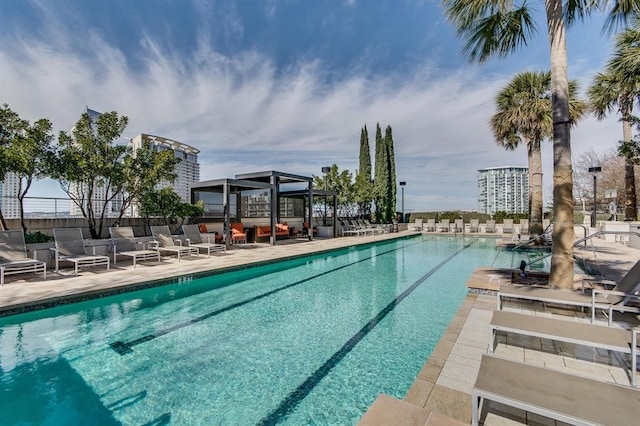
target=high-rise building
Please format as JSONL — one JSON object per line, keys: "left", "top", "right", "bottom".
{"left": 0, "top": 173, "right": 21, "bottom": 219}
{"left": 477, "top": 166, "right": 529, "bottom": 215}
{"left": 130, "top": 134, "right": 200, "bottom": 203}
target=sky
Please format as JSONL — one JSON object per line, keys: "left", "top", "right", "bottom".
{"left": 0, "top": 0, "right": 625, "bottom": 212}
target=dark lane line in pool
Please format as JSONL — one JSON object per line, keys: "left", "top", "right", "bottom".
{"left": 109, "top": 240, "right": 425, "bottom": 355}
{"left": 257, "top": 240, "right": 476, "bottom": 426}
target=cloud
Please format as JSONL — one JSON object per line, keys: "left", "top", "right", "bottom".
{"left": 0, "top": 12, "right": 620, "bottom": 211}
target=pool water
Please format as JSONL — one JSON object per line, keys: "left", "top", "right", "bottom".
{"left": 1, "top": 236, "right": 514, "bottom": 425}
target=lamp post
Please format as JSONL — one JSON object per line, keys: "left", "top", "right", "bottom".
{"left": 588, "top": 165, "right": 602, "bottom": 228}
{"left": 321, "top": 166, "right": 330, "bottom": 226}
{"left": 399, "top": 181, "right": 406, "bottom": 222}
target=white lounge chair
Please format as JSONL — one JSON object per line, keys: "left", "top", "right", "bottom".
{"left": 182, "top": 224, "right": 226, "bottom": 257}
{"left": 485, "top": 220, "right": 496, "bottom": 233}
{"left": 469, "top": 219, "right": 479, "bottom": 233}
{"left": 52, "top": 228, "right": 110, "bottom": 275}
{"left": 437, "top": 219, "right": 450, "bottom": 232}
{"left": 453, "top": 219, "right": 464, "bottom": 233}
{"left": 489, "top": 310, "right": 638, "bottom": 386}
{"left": 502, "top": 219, "right": 514, "bottom": 234}
{"left": 498, "top": 258, "right": 640, "bottom": 325}
{"left": 472, "top": 354, "right": 640, "bottom": 426}
{"left": 423, "top": 218, "right": 436, "bottom": 232}
{"left": 0, "top": 229, "right": 47, "bottom": 285}
{"left": 109, "top": 226, "right": 161, "bottom": 268}
{"left": 519, "top": 219, "right": 529, "bottom": 234}
{"left": 149, "top": 225, "right": 198, "bottom": 262}
{"left": 410, "top": 218, "right": 423, "bottom": 231}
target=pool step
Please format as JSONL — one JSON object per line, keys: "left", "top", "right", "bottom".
{"left": 358, "top": 393, "right": 466, "bottom": 425}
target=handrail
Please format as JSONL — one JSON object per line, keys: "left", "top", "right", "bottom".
{"left": 517, "top": 230, "right": 640, "bottom": 271}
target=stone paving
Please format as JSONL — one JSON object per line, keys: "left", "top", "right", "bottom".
{"left": 1, "top": 229, "right": 638, "bottom": 425}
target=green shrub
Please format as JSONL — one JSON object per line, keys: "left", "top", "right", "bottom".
{"left": 25, "top": 231, "right": 53, "bottom": 244}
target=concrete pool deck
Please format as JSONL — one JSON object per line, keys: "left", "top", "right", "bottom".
{"left": 0, "top": 230, "right": 638, "bottom": 425}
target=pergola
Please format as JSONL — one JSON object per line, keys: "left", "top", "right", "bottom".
{"left": 191, "top": 171, "right": 337, "bottom": 247}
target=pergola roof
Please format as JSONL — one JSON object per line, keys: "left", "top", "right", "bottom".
{"left": 234, "top": 170, "right": 312, "bottom": 185}
{"left": 191, "top": 178, "right": 272, "bottom": 192}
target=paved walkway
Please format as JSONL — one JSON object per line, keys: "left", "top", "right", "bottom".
{"left": 1, "top": 229, "right": 638, "bottom": 425}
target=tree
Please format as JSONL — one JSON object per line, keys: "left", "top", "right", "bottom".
{"left": 49, "top": 111, "right": 129, "bottom": 239}
{"left": 139, "top": 187, "right": 204, "bottom": 232}
{"left": 0, "top": 104, "right": 55, "bottom": 232}
{"left": 384, "top": 125, "right": 397, "bottom": 221}
{"left": 115, "top": 140, "right": 181, "bottom": 225}
{"left": 442, "top": 0, "right": 640, "bottom": 289}
{"left": 312, "top": 164, "right": 355, "bottom": 221}
{"left": 589, "top": 25, "right": 640, "bottom": 221}
{"left": 373, "top": 123, "right": 389, "bottom": 222}
{"left": 491, "top": 71, "right": 587, "bottom": 237}
{"left": 357, "top": 125, "right": 373, "bottom": 217}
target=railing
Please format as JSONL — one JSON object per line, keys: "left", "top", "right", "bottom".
{"left": 1, "top": 196, "right": 137, "bottom": 219}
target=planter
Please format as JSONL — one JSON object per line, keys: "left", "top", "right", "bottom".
{"left": 317, "top": 226, "right": 334, "bottom": 238}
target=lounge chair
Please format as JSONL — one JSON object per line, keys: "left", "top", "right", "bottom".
{"left": 519, "top": 219, "right": 529, "bottom": 234}
{"left": 363, "top": 219, "right": 384, "bottom": 234}
{"left": 52, "top": 228, "right": 110, "bottom": 275}
{"left": 469, "top": 219, "right": 479, "bottom": 233}
{"left": 472, "top": 354, "right": 640, "bottom": 426}
{"left": 502, "top": 218, "right": 514, "bottom": 234}
{"left": 410, "top": 218, "right": 423, "bottom": 231}
{"left": 109, "top": 227, "right": 160, "bottom": 268}
{"left": 423, "top": 218, "right": 436, "bottom": 232}
{"left": 149, "top": 225, "right": 198, "bottom": 261}
{"left": 231, "top": 222, "right": 248, "bottom": 244}
{"left": 182, "top": 224, "right": 226, "bottom": 257}
{"left": 453, "top": 219, "right": 464, "bottom": 233}
{"left": 489, "top": 310, "right": 638, "bottom": 386}
{"left": 485, "top": 220, "right": 496, "bottom": 233}
{"left": 498, "top": 258, "right": 640, "bottom": 324}
{"left": 0, "top": 229, "right": 47, "bottom": 285}
{"left": 437, "top": 218, "right": 450, "bottom": 232}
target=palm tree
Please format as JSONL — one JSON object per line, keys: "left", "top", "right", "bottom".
{"left": 442, "top": 0, "right": 640, "bottom": 289}
{"left": 491, "top": 71, "right": 588, "bottom": 238}
{"left": 589, "top": 25, "right": 640, "bottom": 221}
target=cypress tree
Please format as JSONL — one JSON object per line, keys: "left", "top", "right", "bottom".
{"left": 357, "top": 125, "right": 372, "bottom": 217}
{"left": 373, "top": 123, "right": 388, "bottom": 222}
{"left": 385, "top": 125, "right": 397, "bottom": 222}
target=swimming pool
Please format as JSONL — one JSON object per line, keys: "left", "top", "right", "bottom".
{"left": 0, "top": 235, "right": 513, "bottom": 425}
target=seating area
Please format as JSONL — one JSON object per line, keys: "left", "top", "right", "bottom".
{"left": 52, "top": 227, "right": 110, "bottom": 275}
{"left": 255, "top": 224, "right": 289, "bottom": 242}
{"left": 149, "top": 225, "right": 199, "bottom": 261}
{"left": 110, "top": 226, "right": 161, "bottom": 268}
{"left": 0, "top": 229, "right": 47, "bottom": 285}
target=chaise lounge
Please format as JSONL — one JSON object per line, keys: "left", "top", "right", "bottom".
{"left": 182, "top": 224, "right": 226, "bottom": 257}
{"left": 149, "top": 225, "right": 199, "bottom": 261}
{"left": 472, "top": 354, "right": 640, "bottom": 426}
{"left": 110, "top": 226, "right": 161, "bottom": 268}
{"left": 0, "top": 229, "right": 47, "bottom": 285}
{"left": 52, "top": 228, "right": 110, "bottom": 275}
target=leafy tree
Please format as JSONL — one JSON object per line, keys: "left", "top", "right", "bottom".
{"left": 115, "top": 140, "right": 180, "bottom": 225}
{"left": 589, "top": 25, "right": 640, "bottom": 221}
{"left": 139, "top": 187, "right": 204, "bottom": 232}
{"left": 0, "top": 104, "right": 55, "bottom": 232}
{"left": 384, "top": 125, "right": 397, "bottom": 222}
{"left": 49, "top": 111, "right": 129, "bottom": 239}
{"left": 441, "top": 0, "right": 640, "bottom": 288}
{"left": 373, "top": 123, "right": 389, "bottom": 222}
{"left": 312, "top": 164, "right": 355, "bottom": 222}
{"left": 491, "top": 71, "right": 587, "bottom": 237}
{"left": 357, "top": 125, "right": 373, "bottom": 217}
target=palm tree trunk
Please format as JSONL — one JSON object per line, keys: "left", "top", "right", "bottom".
{"left": 622, "top": 119, "right": 637, "bottom": 220}
{"left": 529, "top": 141, "right": 544, "bottom": 236}
{"left": 547, "top": 0, "right": 574, "bottom": 289}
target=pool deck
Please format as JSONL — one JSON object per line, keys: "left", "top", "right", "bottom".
{"left": 1, "top": 230, "right": 638, "bottom": 425}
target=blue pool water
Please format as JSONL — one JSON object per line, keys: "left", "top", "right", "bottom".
{"left": 0, "top": 236, "right": 515, "bottom": 425}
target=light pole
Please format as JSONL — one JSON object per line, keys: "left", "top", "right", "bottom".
{"left": 399, "top": 181, "right": 406, "bottom": 222}
{"left": 322, "top": 166, "right": 330, "bottom": 226}
{"left": 588, "top": 165, "right": 601, "bottom": 228}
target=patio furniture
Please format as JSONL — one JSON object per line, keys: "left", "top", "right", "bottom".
{"left": 423, "top": 218, "right": 436, "bottom": 232}
{"left": 109, "top": 227, "right": 161, "bottom": 268}
{"left": 410, "top": 218, "right": 423, "bottom": 231}
{"left": 437, "top": 219, "right": 450, "bottom": 232}
{"left": 149, "top": 225, "right": 198, "bottom": 261}
{"left": 52, "top": 228, "right": 110, "bottom": 275}
{"left": 485, "top": 220, "right": 496, "bottom": 233}
{"left": 472, "top": 354, "right": 640, "bottom": 426}
{"left": 231, "top": 223, "right": 248, "bottom": 244}
{"left": 519, "top": 219, "right": 529, "bottom": 234}
{"left": 453, "top": 219, "right": 464, "bottom": 233}
{"left": 489, "top": 310, "right": 638, "bottom": 386}
{"left": 182, "top": 224, "right": 226, "bottom": 257}
{"left": 502, "top": 219, "right": 514, "bottom": 234}
{"left": 0, "top": 229, "right": 47, "bottom": 285}
{"left": 469, "top": 219, "right": 480, "bottom": 233}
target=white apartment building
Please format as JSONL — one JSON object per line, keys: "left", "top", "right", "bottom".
{"left": 131, "top": 134, "right": 200, "bottom": 203}
{"left": 0, "top": 173, "right": 21, "bottom": 219}
{"left": 477, "top": 166, "right": 529, "bottom": 215}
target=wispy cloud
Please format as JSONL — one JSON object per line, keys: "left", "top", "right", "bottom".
{"left": 0, "top": 7, "right": 620, "bottom": 210}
